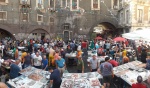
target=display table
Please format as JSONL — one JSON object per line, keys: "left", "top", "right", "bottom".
{"left": 61, "top": 72, "right": 103, "bottom": 88}
{"left": 7, "top": 66, "right": 50, "bottom": 88}
{"left": 65, "top": 53, "right": 77, "bottom": 58}
{"left": 113, "top": 61, "right": 150, "bottom": 86}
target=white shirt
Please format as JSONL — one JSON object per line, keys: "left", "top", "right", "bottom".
{"left": 18, "top": 62, "right": 22, "bottom": 70}
{"left": 77, "top": 45, "right": 81, "bottom": 51}
{"left": 44, "top": 43, "right": 48, "bottom": 48}
{"left": 33, "top": 55, "right": 42, "bottom": 66}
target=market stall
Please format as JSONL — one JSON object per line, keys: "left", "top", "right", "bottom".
{"left": 61, "top": 72, "right": 103, "bottom": 88}
{"left": 7, "top": 66, "right": 50, "bottom": 88}
{"left": 113, "top": 61, "right": 149, "bottom": 86}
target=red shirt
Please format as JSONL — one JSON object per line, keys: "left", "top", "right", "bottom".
{"left": 132, "top": 83, "right": 146, "bottom": 88}
{"left": 81, "top": 42, "right": 87, "bottom": 48}
{"left": 109, "top": 60, "right": 118, "bottom": 67}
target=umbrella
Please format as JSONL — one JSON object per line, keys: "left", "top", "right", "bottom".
{"left": 113, "top": 37, "right": 126, "bottom": 42}
{"left": 95, "top": 36, "right": 103, "bottom": 40}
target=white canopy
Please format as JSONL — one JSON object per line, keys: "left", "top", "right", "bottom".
{"left": 122, "top": 29, "right": 150, "bottom": 41}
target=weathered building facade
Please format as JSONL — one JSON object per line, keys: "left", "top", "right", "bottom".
{"left": 0, "top": 0, "right": 121, "bottom": 40}
{"left": 118, "top": 0, "right": 150, "bottom": 32}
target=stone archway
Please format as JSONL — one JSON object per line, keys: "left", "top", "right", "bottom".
{"left": 89, "top": 22, "right": 117, "bottom": 39}
{"left": 0, "top": 28, "right": 16, "bottom": 40}
{"left": 28, "top": 28, "right": 50, "bottom": 40}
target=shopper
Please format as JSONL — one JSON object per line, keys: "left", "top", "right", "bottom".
{"left": 55, "top": 56, "right": 66, "bottom": 76}
{"left": 33, "top": 52, "right": 42, "bottom": 69}
{"left": 89, "top": 55, "right": 98, "bottom": 72}
{"left": 97, "top": 57, "right": 114, "bottom": 88}
{"left": 48, "top": 67, "right": 62, "bottom": 88}
{"left": 10, "top": 59, "right": 21, "bottom": 79}
{"left": 42, "top": 55, "right": 48, "bottom": 71}
{"left": 23, "top": 52, "right": 32, "bottom": 68}
{"left": 77, "top": 56, "right": 84, "bottom": 73}
{"left": 132, "top": 76, "right": 146, "bottom": 88}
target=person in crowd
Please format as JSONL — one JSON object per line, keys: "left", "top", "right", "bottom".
{"left": 108, "top": 59, "right": 119, "bottom": 67}
{"left": 10, "top": 59, "right": 21, "bottom": 79}
{"left": 31, "top": 51, "right": 35, "bottom": 59}
{"left": 55, "top": 56, "right": 66, "bottom": 77}
{"left": 48, "top": 67, "right": 62, "bottom": 88}
{"left": 49, "top": 47, "right": 55, "bottom": 66}
{"left": 23, "top": 52, "right": 32, "bottom": 68}
{"left": 106, "top": 41, "right": 111, "bottom": 51}
{"left": 54, "top": 50, "right": 59, "bottom": 61}
{"left": 81, "top": 40, "right": 87, "bottom": 57}
{"left": 42, "top": 55, "right": 48, "bottom": 71}
{"left": 0, "top": 82, "right": 8, "bottom": 88}
{"left": 97, "top": 46, "right": 104, "bottom": 56}
{"left": 14, "top": 48, "right": 19, "bottom": 60}
{"left": 89, "top": 55, "right": 98, "bottom": 72}
{"left": 145, "top": 53, "right": 150, "bottom": 70}
{"left": 77, "top": 56, "right": 84, "bottom": 73}
{"left": 33, "top": 52, "right": 42, "bottom": 69}
{"left": 60, "top": 49, "right": 65, "bottom": 60}
{"left": 95, "top": 42, "right": 99, "bottom": 50}
{"left": 97, "top": 57, "right": 114, "bottom": 88}
{"left": 141, "top": 49, "right": 147, "bottom": 63}
{"left": 147, "top": 75, "right": 150, "bottom": 88}
{"left": 21, "top": 51, "right": 27, "bottom": 63}
{"left": 123, "top": 55, "right": 129, "bottom": 64}
{"left": 66, "top": 45, "right": 74, "bottom": 65}
{"left": 132, "top": 76, "right": 146, "bottom": 88}
{"left": 115, "top": 50, "right": 120, "bottom": 62}
{"left": 122, "top": 49, "right": 127, "bottom": 57}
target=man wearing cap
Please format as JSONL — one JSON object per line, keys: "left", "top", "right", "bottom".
{"left": 89, "top": 55, "right": 98, "bottom": 72}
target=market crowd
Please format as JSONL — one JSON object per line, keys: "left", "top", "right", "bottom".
{"left": 0, "top": 37, "right": 150, "bottom": 88}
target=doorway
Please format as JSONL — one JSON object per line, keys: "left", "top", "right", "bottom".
{"left": 64, "top": 31, "right": 69, "bottom": 42}
{"left": 41, "top": 33, "right": 45, "bottom": 40}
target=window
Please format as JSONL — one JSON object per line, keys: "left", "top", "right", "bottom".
{"left": 20, "top": 0, "right": 30, "bottom": 5}
{"left": 37, "top": 14, "right": 43, "bottom": 22}
{"left": 37, "top": 0, "right": 43, "bottom": 8}
{"left": 50, "top": 0, "right": 55, "bottom": 8}
{"left": 32, "top": 33, "right": 37, "bottom": 35}
{"left": 138, "top": 9, "right": 143, "bottom": 23}
{"left": 0, "top": 11, "right": 7, "bottom": 20}
{"left": 126, "top": 10, "right": 129, "bottom": 24}
{"left": 112, "top": 0, "right": 118, "bottom": 9}
{"left": 61, "top": 0, "right": 67, "bottom": 7}
{"left": 91, "top": 0, "right": 100, "bottom": 10}
{"left": 50, "top": 17, "right": 54, "bottom": 23}
{"left": 70, "top": 0, "right": 79, "bottom": 11}
{"left": 64, "top": 24, "right": 69, "bottom": 29}
{"left": 22, "top": 13, "right": 29, "bottom": 21}
{"left": 0, "top": 0, "right": 8, "bottom": 4}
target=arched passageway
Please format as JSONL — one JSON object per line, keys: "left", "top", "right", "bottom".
{"left": 28, "top": 29, "right": 50, "bottom": 40}
{"left": 0, "top": 28, "right": 15, "bottom": 40}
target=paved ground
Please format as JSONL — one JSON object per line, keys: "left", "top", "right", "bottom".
{"left": 66, "top": 56, "right": 90, "bottom": 73}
